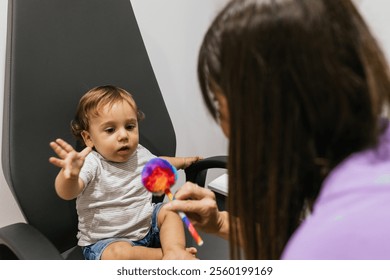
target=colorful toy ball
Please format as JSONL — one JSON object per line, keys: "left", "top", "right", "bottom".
{"left": 141, "top": 157, "right": 204, "bottom": 246}
{"left": 141, "top": 158, "right": 178, "bottom": 195}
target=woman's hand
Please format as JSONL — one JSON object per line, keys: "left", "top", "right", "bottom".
{"left": 166, "top": 182, "right": 229, "bottom": 240}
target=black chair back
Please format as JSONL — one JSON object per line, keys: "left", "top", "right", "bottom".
{"left": 2, "top": 0, "right": 175, "bottom": 257}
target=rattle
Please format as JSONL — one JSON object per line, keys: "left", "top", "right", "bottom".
{"left": 141, "top": 157, "right": 203, "bottom": 246}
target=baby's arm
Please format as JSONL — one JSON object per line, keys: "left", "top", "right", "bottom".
{"left": 160, "top": 156, "right": 202, "bottom": 170}
{"left": 49, "top": 138, "right": 92, "bottom": 200}
{"left": 54, "top": 169, "right": 85, "bottom": 200}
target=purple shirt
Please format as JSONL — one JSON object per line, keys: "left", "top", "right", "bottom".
{"left": 282, "top": 125, "right": 390, "bottom": 259}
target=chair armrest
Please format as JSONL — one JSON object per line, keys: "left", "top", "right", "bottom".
{"left": 185, "top": 156, "right": 227, "bottom": 186}
{"left": 0, "top": 223, "right": 63, "bottom": 259}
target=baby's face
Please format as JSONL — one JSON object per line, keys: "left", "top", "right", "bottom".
{"left": 82, "top": 100, "right": 139, "bottom": 162}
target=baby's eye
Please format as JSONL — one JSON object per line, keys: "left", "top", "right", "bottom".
{"left": 126, "top": 124, "right": 136, "bottom": 130}
{"left": 104, "top": 127, "right": 115, "bottom": 134}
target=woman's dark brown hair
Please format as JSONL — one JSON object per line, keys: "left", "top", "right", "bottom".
{"left": 198, "top": 0, "right": 390, "bottom": 259}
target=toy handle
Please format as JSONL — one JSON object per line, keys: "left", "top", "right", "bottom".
{"left": 165, "top": 189, "right": 204, "bottom": 246}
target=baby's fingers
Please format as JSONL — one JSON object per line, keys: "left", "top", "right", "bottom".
{"left": 54, "top": 138, "right": 75, "bottom": 153}
{"left": 79, "top": 146, "right": 92, "bottom": 158}
{"left": 49, "top": 138, "right": 76, "bottom": 159}
{"left": 49, "top": 156, "right": 64, "bottom": 168}
{"left": 182, "top": 156, "right": 202, "bottom": 169}
{"left": 50, "top": 141, "right": 68, "bottom": 159}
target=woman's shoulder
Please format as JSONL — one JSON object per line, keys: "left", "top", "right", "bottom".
{"left": 282, "top": 163, "right": 390, "bottom": 259}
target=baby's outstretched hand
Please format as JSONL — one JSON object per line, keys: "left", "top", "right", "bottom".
{"left": 49, "top": 138, "right": 92, "bottom": 179}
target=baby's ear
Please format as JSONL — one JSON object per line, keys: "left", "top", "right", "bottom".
{"left": 81, "top": 131, "right": 94, "bottom": 148}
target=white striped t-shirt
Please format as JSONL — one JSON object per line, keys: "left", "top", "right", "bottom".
{"left": 76, "top": 144, "right": 156, "bottom": 246}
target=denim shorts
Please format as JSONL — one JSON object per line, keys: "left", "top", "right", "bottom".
{"left": 82, "top": 202, "right": 163, "bottom": 260}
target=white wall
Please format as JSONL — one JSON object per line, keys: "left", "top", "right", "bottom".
{"left": 0, "top": 0, "right": 25, "bottom": 226}
{"left": 1, "top": 0, "right": 390, "bottom": 232}
{"left": 130, "top": 0, "right": 230, "bottom": 192}
{"left": 356, "top": 0, "right": 390, "bottom": 64}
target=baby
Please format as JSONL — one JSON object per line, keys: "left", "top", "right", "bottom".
{"left": 49, "top": 85, "right": 200, "bottom": 260}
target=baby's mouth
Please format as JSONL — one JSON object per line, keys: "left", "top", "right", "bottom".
{"left": 118, "top": 146, "right": 130, "bottom": 152}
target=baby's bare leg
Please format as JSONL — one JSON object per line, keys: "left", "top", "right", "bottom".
{"left": 101, "top": 241, "right": 163, "bottom": 260}
{"left": 158, "top": 206, "right": 198, "bottom": 260}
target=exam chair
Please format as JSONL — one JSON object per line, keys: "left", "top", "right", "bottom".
{"left": 185, "top": 156, "right": 227, "bottom": 211}
{"left": 0, "top": 0, "right": 176, "bottom": 259}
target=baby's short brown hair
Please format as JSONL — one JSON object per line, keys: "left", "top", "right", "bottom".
{"left": 71, "top": 85, "right": 144, "bottom": 144}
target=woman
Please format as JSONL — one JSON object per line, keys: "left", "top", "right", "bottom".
{"left": 167, "top": 0, "right": 390, "bottom": 259}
